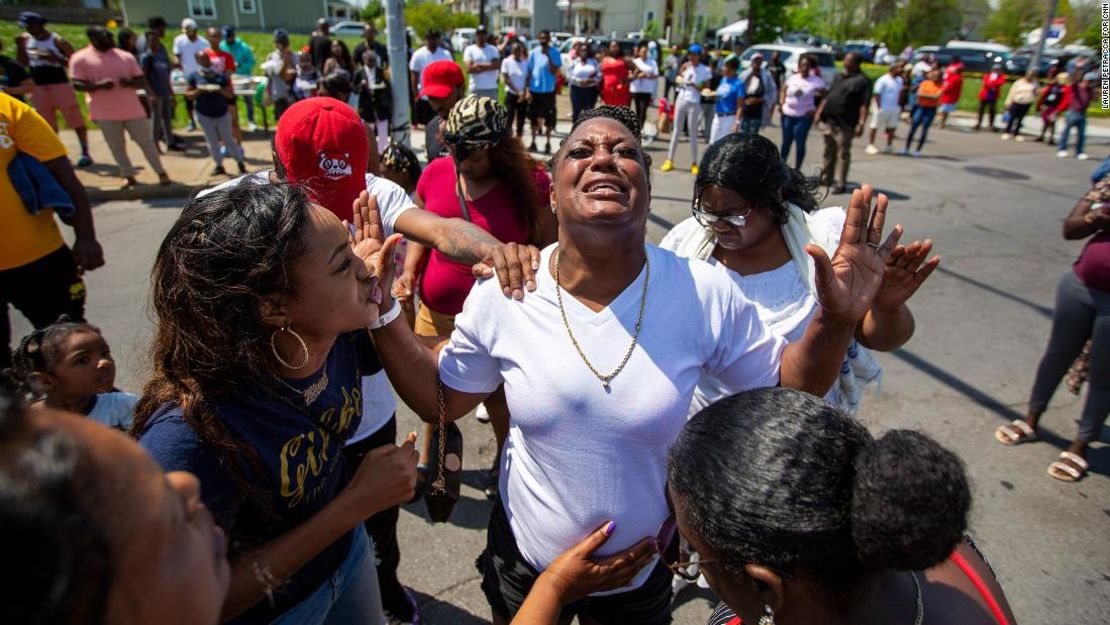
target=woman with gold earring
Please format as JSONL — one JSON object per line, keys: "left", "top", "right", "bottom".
{"left": 132, "top": 183, "right": 420, "bottom": 625}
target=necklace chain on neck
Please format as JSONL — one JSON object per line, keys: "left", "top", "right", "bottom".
{"left": 274, "top": 367, "right": 329, "bottom": 406}
{"left": 554, "top": 247, "right": 650, "bottom": 391}
{"left": 910, "top": 570, "right": 923, "bottom": 625}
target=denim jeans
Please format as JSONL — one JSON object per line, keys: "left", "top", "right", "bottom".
{"left": 906, "top": 106, "right": 937, "bottom": 151}
{"left": 271, "top": 528, "right": 385, "bottom": 625}
{"left": 780, "top": 114, "right": 814, "bottom": 169}
{"left": 1059, "top": 110, "right": 1087, "bottom": 154}
{"left": 739, "top": 116, "right": 762, "bottom": 136}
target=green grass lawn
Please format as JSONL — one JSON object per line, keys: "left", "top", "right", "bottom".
{"left": 0, "top": 20, "right": 368, "bottom": 129}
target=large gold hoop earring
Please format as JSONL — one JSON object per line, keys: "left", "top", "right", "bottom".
{"left": 270, "top": 324, "right": 309, "bottom": 370}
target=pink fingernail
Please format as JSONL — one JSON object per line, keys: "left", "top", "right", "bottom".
{"left": 604, "top": 521, "right": 615, "bottom": 536}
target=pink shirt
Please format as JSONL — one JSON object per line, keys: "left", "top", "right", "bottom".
{"left": 781, "top": 73, "right": 826, "bottom": 117}
{"left": 68, "top": 47, "right": 146, "bottom": 121}
{"left": 1074, "top": 233, "right": 1110, "bottom": 292}
{"left": 415, "top": 157, "right": 548, "bottom": 315}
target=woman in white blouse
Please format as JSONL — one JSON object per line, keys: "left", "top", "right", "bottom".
{"left": 365, "top": 106, "right": 915, "bottom": 625}
{"left": 567, "top": 41, "right": 600, "bottom": 122}
{"left": 661, "top": 133, "right": 938, "bottom": 415}
{"left": 629, "top": 41, "right": 660, "bottom": 131}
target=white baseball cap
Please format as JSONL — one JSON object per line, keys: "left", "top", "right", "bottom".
{"left": 181, "top": 18, "right": 197, "bottom": 30}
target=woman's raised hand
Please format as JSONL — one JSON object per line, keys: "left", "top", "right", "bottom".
{"left": 873, "top": 239, "right": 941, "bottom": 311}
{"left": 351, "top": 190, "right": 403, "bottom": 303}
{"left": 807, "top": 184, "right": 902, "bottom": 323}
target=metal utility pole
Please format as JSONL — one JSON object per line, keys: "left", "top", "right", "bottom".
{"left": 384, "top": 0, "right": 412, "bottom": 147}
{"left": 1029, "top": 0, "right": 1060, "bottom": 78}
{"left": 480, "top": 0, "right": 487, "bottom": 31}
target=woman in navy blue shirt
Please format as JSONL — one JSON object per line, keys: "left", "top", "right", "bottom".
{"left": 135, "top": 183, "right": 418, "bottom": 625}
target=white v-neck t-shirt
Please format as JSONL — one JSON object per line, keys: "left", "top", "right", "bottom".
{"left": 438, "top": 243, "right": 784, "bottom": 592}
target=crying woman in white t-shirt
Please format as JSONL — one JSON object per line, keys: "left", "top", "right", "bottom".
{"left": 365, "top": 105, "right": 922, "bottom": 623}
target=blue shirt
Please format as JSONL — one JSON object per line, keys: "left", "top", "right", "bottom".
{"left": 140, "top": 331, "right": 381, "bottom": 624}
{"left": 219, "top": 38, "right": 256, "bottom": 75}
{"left": 715, "top": 75, "right": 745, "bottom": 115}
{"left": 187, "top": 69, "right": 231, "bottom": 118}
{"left": 526, "top": 46, "right": 562, "bottom": 93}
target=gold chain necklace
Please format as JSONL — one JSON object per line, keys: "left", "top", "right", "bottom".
{"left": 274, "top": 368, "right": 329, "bottom": 405}
{"left": 554, "top": 247, "right": 650, "bottom": 391}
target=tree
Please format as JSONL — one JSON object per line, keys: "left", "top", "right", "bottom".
{"left": 360, "top": 1, "right": 383, "bottom": 23}
{"left": 875, "top": 0, "right": 962, "bottom": 50}
{"left": 746, "top": 0, "right": 792, "bottom": 44}
{"left": 983, "top": 0, "right": 1045, "bottom": 46}
{"left": 643, "top": 19, "right": 662, "bottom": 40}
{"left": 404, "top": 0, "right": 477, "bottom": 40}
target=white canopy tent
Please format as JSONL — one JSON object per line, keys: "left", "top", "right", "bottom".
{"left": 715, "top": 19, "right": 748, "bottom": 39}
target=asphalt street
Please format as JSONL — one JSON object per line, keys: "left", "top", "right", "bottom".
{"left": 14, "top": 120, "right": 1110, "bottom": 624}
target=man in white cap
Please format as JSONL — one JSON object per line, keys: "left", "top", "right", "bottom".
{"left": 172, "top": 18, "right": 208, "bottom": 131}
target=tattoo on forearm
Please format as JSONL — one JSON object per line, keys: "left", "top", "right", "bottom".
{"left": 440, "top": 221, "right": 501, "bottom": 265}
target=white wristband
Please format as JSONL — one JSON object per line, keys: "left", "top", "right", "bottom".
{"left": 369, "top": 299, "right": 402, "bottom": 330}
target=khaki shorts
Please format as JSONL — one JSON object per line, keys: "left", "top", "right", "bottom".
{"left": 869, "top": 107, "right": 901, "bottom": 130}
{"left": 413, "top": 303, "right": 456, "bottom": 338}
{"left": 31, "top": 83, "right": 85, "bottom": 130}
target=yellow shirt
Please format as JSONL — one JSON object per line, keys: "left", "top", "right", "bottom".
{"left": 0, "top": 93, "right": 67, "bottom": 270}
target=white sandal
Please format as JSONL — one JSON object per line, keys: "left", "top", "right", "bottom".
{"left": 1047, "top": 451, "right": 1089, "bottom": 482}
{"left": 995, "top": 420, "right": 1037, "bottom": 445}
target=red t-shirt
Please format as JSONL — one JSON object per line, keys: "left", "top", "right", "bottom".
{"left": 1074, "top": 232, "right": 1110, "bottom": 292}
{"left": 601, "top": 57, "right": 632, "bottom": 106}
{"left": 206, "top": 48, "right": 236, "bottom": 75}
{"left": 940, "top": 74, "right": 963, "bottom": 104}
{"left": 415, "top": 157, "right": 549, "bottom": 314}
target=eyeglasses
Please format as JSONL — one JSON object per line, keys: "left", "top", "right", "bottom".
{"left": 692, "top": 206, "right": 751, "bottom": 229}
{"left": 655, "top": 512, "right": 715, "bottom": 581}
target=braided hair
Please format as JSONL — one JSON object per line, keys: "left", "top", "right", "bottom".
{"left": 572, "top": 104, "right": 641, "bottom": 139}
{"left": 553, "top": 105, "right": 650, "bottom": 175}
{"left": 9, "top": 316, "right": 99, "bottom": 400}
{"left": 380, "top": 140, "right": 422, "bottom": 191}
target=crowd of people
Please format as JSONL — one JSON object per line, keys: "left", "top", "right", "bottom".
{"left": 1, "top": 12, "right": 1107, "bottom": 625}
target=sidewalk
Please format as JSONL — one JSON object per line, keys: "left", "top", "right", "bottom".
{"left": 60, "top": 125, "right": 277, "bottom": 202}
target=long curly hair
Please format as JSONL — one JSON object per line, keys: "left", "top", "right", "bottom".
{"left": 486, "top": 134, "right": 545, "bottom": 241}
{"left": 131, "top": 183, "right": 312, "bottom": 503}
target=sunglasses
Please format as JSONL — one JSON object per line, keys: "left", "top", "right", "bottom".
{"left": 692, "top": 207, "right": 750, "bottom": 229}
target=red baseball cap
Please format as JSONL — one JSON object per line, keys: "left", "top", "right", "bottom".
{"left": 419, "top": 60, "right": 464, "bottom": 99}
{"left": 275, "top": 98, "right": 368, "bottom": 222}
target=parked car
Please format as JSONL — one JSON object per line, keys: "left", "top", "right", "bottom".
{"left": 910, "top": 45, "right": 941, "bottom": 63}
{"left": 331, "top": 21, "right": 366, "bottom": 37}
{"left": 934, "top": 41, "right": 1012, "bottom": 73}
{"left": 1006, "top": 45, "right": 1097, "bottom": 77}
{"left": 739, "top": 44, "right": 837, "bottom": 86}
{"left": 840, "top": 39, "right": 877, "bottom": 61}
{"left": 451, "top": 27, "right": 476, "bottom": 52}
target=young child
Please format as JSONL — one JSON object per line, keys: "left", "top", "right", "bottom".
{"left": 11, "top": 318, "right": 137, "bottom": 430}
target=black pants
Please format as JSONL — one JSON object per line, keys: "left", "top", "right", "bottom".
{"left": 570, "top": 85, "right": 599, "bottom": 122}
{"left": 505, "top": 92, "right": 527, "bottom": 136}
{"left": 1004, "top": 102, "right": 1031, "bottom": 135}
{"left": 632, "top": 92, "right": 652, "bottom": 130}
{"left": 1, "top": 245, "right": 85, "bottom": 369}
{"left": 477, "top": 499, "right": 673, "bottom": 624}
{"left": 977, "top": 99, "right": 998, "bottom": 129}
{"left": 342, "top": 415, "right": 411, "bottom": 619}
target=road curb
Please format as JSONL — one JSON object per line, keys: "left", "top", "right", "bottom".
{"left": 88, "top": 183, "right": 198, "bottom": 203}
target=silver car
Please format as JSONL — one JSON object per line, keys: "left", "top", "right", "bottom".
{"left": 740, "top": 44, "right": 838, "bottom": 85}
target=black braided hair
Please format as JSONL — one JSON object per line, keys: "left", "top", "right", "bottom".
{"left": 572, "top": 104, "right": 641, "bottom": 139}
{"left": 9, "top": 316, "right": 99, "bottom": 400}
